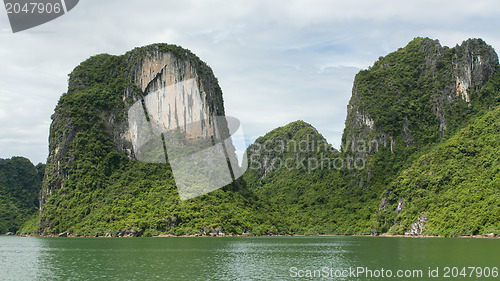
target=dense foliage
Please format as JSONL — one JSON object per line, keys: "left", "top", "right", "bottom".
{"left": 243, "top": 121, "right": 384, "bottom": 234}
{"left": 377, "top": 106, "right": 500, "bottom": 236}
{"left": 42, "top": 157, "right": 267, "bottom": 236}
{"left": 0, "top": 157, "right": 44, "bottom": 233}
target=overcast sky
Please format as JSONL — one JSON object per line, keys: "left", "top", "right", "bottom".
{"left": 1, "top": 0, "right": 500, "bottom": 164}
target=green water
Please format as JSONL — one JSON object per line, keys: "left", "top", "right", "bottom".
{"left": 0, "top": 236, "right": 498, "bottom": 280}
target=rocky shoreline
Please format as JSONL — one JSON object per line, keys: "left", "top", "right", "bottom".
{"left": 11, "top": 232, "right": 499, "bottom": 239}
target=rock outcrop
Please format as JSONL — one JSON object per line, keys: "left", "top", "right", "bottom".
{"left": 339, "top": 38, "right": 498, "bottom": 193}
{"left": 245, "top": 120, "right": 338, "bottom": 179}
{"left": 342, "top": 38, "right": 498, "bottom": 158}
{"left": 405, "top": 213, "right": 428, "bottom": 236}
{"left": 41, "top": 44, "right": 227, "bottom": 222}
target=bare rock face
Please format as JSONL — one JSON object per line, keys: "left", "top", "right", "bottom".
{"left": 395, "top": 197, "right": 405, "bottom": 215}
{"left": 453, "top": 39, "right": 498, "bottom": 98}
{"left": 129, "top": 47, "right": 223, "bottom": 139}
{"left": 41, "top": 44, "right": 226, "bottom": 210}
{"left": 405, "top": 213, "right": 428, "bottom": 236}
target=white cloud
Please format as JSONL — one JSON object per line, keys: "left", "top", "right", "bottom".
{"left": 0, "top": 0, "right": 500, "bottom": 164}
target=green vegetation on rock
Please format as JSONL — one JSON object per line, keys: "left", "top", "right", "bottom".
{"left": 0, "top": 157, "right": 44, "bottom": 234}
{"left": 378, "top": 106, "right": 500, "bottom": 236}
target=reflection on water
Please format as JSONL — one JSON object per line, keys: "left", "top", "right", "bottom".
{"left": 0, "top": 236, "right": 499, "bottom": 280}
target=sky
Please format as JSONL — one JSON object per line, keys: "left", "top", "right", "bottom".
{"left": 1, "top": 0, "right": 500, "bottom": 164}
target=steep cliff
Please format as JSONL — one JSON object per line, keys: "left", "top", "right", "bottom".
{"left": 43, "top": 44, "right": 224, "bottom": 204}
{"left": 341, "top": 37, "right": 500, "bottom": 235}
{"left": 39, "top": 44, "right": 262, "bottom": 235}
{"left": 343, "top": 38, "right": 497, "bottom": 155}
{"left": 341, "top": 38, "right": 498, "bottom": 190}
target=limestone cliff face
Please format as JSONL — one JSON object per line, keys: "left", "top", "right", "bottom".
{"left": 342, "top": 38, "right": 498, "bottom": 159}
{"left": 128, "top": 47, "right": 224, "bottom": 140}
{"left": 41, "top": 44, "right": 226, "bottom": 211}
